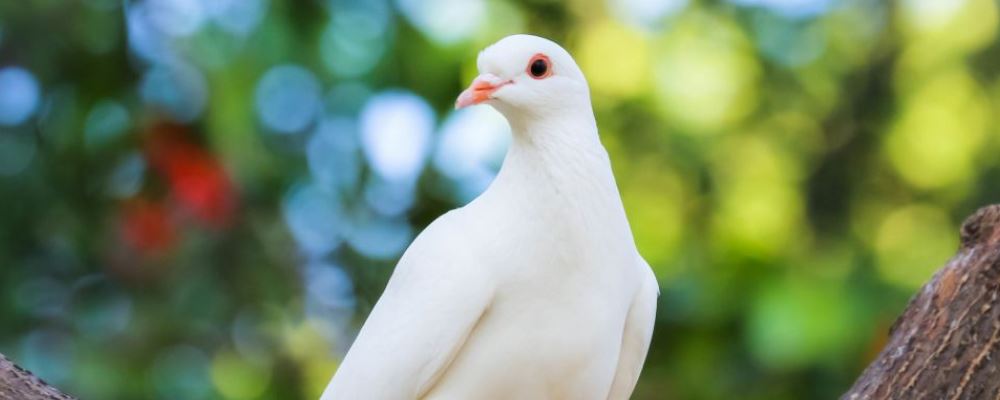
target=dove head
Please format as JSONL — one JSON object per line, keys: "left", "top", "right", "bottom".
{"left": 456, "top": 35, "right": 591, "bottom": 124}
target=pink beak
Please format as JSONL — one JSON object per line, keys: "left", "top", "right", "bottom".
{"left": 455, "top": 74, "right": 511, "bottom": 109}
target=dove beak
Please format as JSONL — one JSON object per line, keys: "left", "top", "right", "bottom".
{"left": 456, "top": 74, "right": 511, "bottom": 109}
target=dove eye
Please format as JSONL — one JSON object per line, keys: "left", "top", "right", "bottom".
{"left": 527, "top": 54, "right": 551, "bottom": 79}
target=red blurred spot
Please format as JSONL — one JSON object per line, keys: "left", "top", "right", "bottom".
{"left": 120, "top": 200, "right": 175, "bottom": 253}
{"left": 145, "top": 123, "right": 237, "bottom": 228}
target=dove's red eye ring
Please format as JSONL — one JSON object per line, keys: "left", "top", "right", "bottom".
{"left": 527, "top": 54, "right": 552, "bottom": 79}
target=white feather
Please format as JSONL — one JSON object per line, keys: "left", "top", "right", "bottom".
{"left": 322, "top": 34, "right": 658, "bottom": 400}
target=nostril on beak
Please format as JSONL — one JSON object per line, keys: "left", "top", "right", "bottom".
{"left": 455, "top": 74, "right": 510, "bottom": 109}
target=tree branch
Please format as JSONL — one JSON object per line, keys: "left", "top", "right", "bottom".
{"left": 843, "top": 204, "right": 1000, "bottom": 400}
{"left": 0, "top": 353, "right": 75, "bottom": 400}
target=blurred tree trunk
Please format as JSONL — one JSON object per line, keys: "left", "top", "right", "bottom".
{"left": 843, "top": 205, "right": 1000, "bottom": 400}
{"left": 0, "top": 353, "right": 74, "bottom": 400}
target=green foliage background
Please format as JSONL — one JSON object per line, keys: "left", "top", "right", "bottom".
{"left": 1, "top": 0, "right": 999, "bottom": 399}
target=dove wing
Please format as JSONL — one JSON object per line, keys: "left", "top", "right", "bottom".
{"left": 606, "top": 260, "right": 659, "bottom": 400}
{"left": 321, "top": 214, "right": 493, "bottom": 400}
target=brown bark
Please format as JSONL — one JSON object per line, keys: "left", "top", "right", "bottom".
{"left": 843, "top": 204, "right": 1000, "bottom": 400}
{"left": 0, "top": 353, "right": 74, "bottom": 400}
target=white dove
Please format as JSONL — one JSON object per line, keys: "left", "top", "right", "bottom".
{"left": 321, "top": 34, "right": 658, "bottom": 400}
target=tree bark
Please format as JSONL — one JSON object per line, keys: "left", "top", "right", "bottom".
{"left": 0, "top": 353, "right": 74, "bottom": 400}
{"left": 843, "top": 204, "right": 1000, "bottom": 400}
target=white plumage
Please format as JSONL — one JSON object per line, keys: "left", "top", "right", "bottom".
{"left": 322, "top": 34, "right": 658, "bottom": 400}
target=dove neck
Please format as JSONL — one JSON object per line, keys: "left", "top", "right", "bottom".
{"left": 491, "top": 111, "right": 628, "bottom": 221}
{"left": 504, "top": 112, "right": 604, "bottom": 171}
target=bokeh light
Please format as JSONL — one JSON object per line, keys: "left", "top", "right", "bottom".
{"left": 84, "top": 99, "right": 131, "bottom": 150}
{"left": 210, "top": 350, "right": 271, "bottom": 399}
{"left": 140, "top": 61, "right": 208, "bottom": 122}
{"left": 346, "top": 213, "right": 414, "bottom": 260}
{"left": 653, "top": 11, "right": 760, "bottom": 133}
{"left": 620, "top": 161, "right": 686, "bottom": 277}
{"left": 750, "top": 13, "right": 827, "bottom": 67}
{"left": 363, "top": 178, "right": 417, "bottom": 216}
{"left": 712, "top": 135, "right": 806, "bottom": 257}
{"left": 748, "top": 279, "right": 859, "bottom": 368}
{"left": 18, "top": 330, "right": 73, "bottom": 388}
{"left": 886, "top": 66, "right": 988, "bottom": 190}
{"left": 145, "top": 0, "right": 206, "bottom": 38}
{"left": 320, "top": 0, "right": 391, "bottom": 78}
{"left": 205, "top": 0, "right": 268, "bottom": 37}
{"left": 283, "top": 182, "right": 345, "bottom": 258}
{"left": 125, "top": 1, "right": 172, "bottom": 63}
{"left": 359, "top": 90, "right": 434, "bottom": 183}
{"left": 397, "top": 0, "right": 486, "bottom": 44}
{"left": 608, "top": 0, "right": 688, "bottom": 29}
{"left": 106, "top": 152, "right": 146, "bottom": 198}
{"left": 0, "top": 67, "right": 41, "bottom": 126}
{"left": 576, "top": 21, "right": 651, "bottom": 99}
{"left": 433, "top": 107, "right": 510, "bottom": 202}
{"left": 303, "top": 261, "right": 356, "bottom": 336}
{"left": 255, "top": 65, "right": 322, "bottom": 134}
{"left": 875, "top": 204, "right": 957, "bottom": 288}
{"left": 150, "top": 346, "right": 214, "bottom": 400}
{"left": 730, "top": 0, "right": 834, "bottom": 19}
{"left": 307, "top": 117, "right": 362, "bottom": 194}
